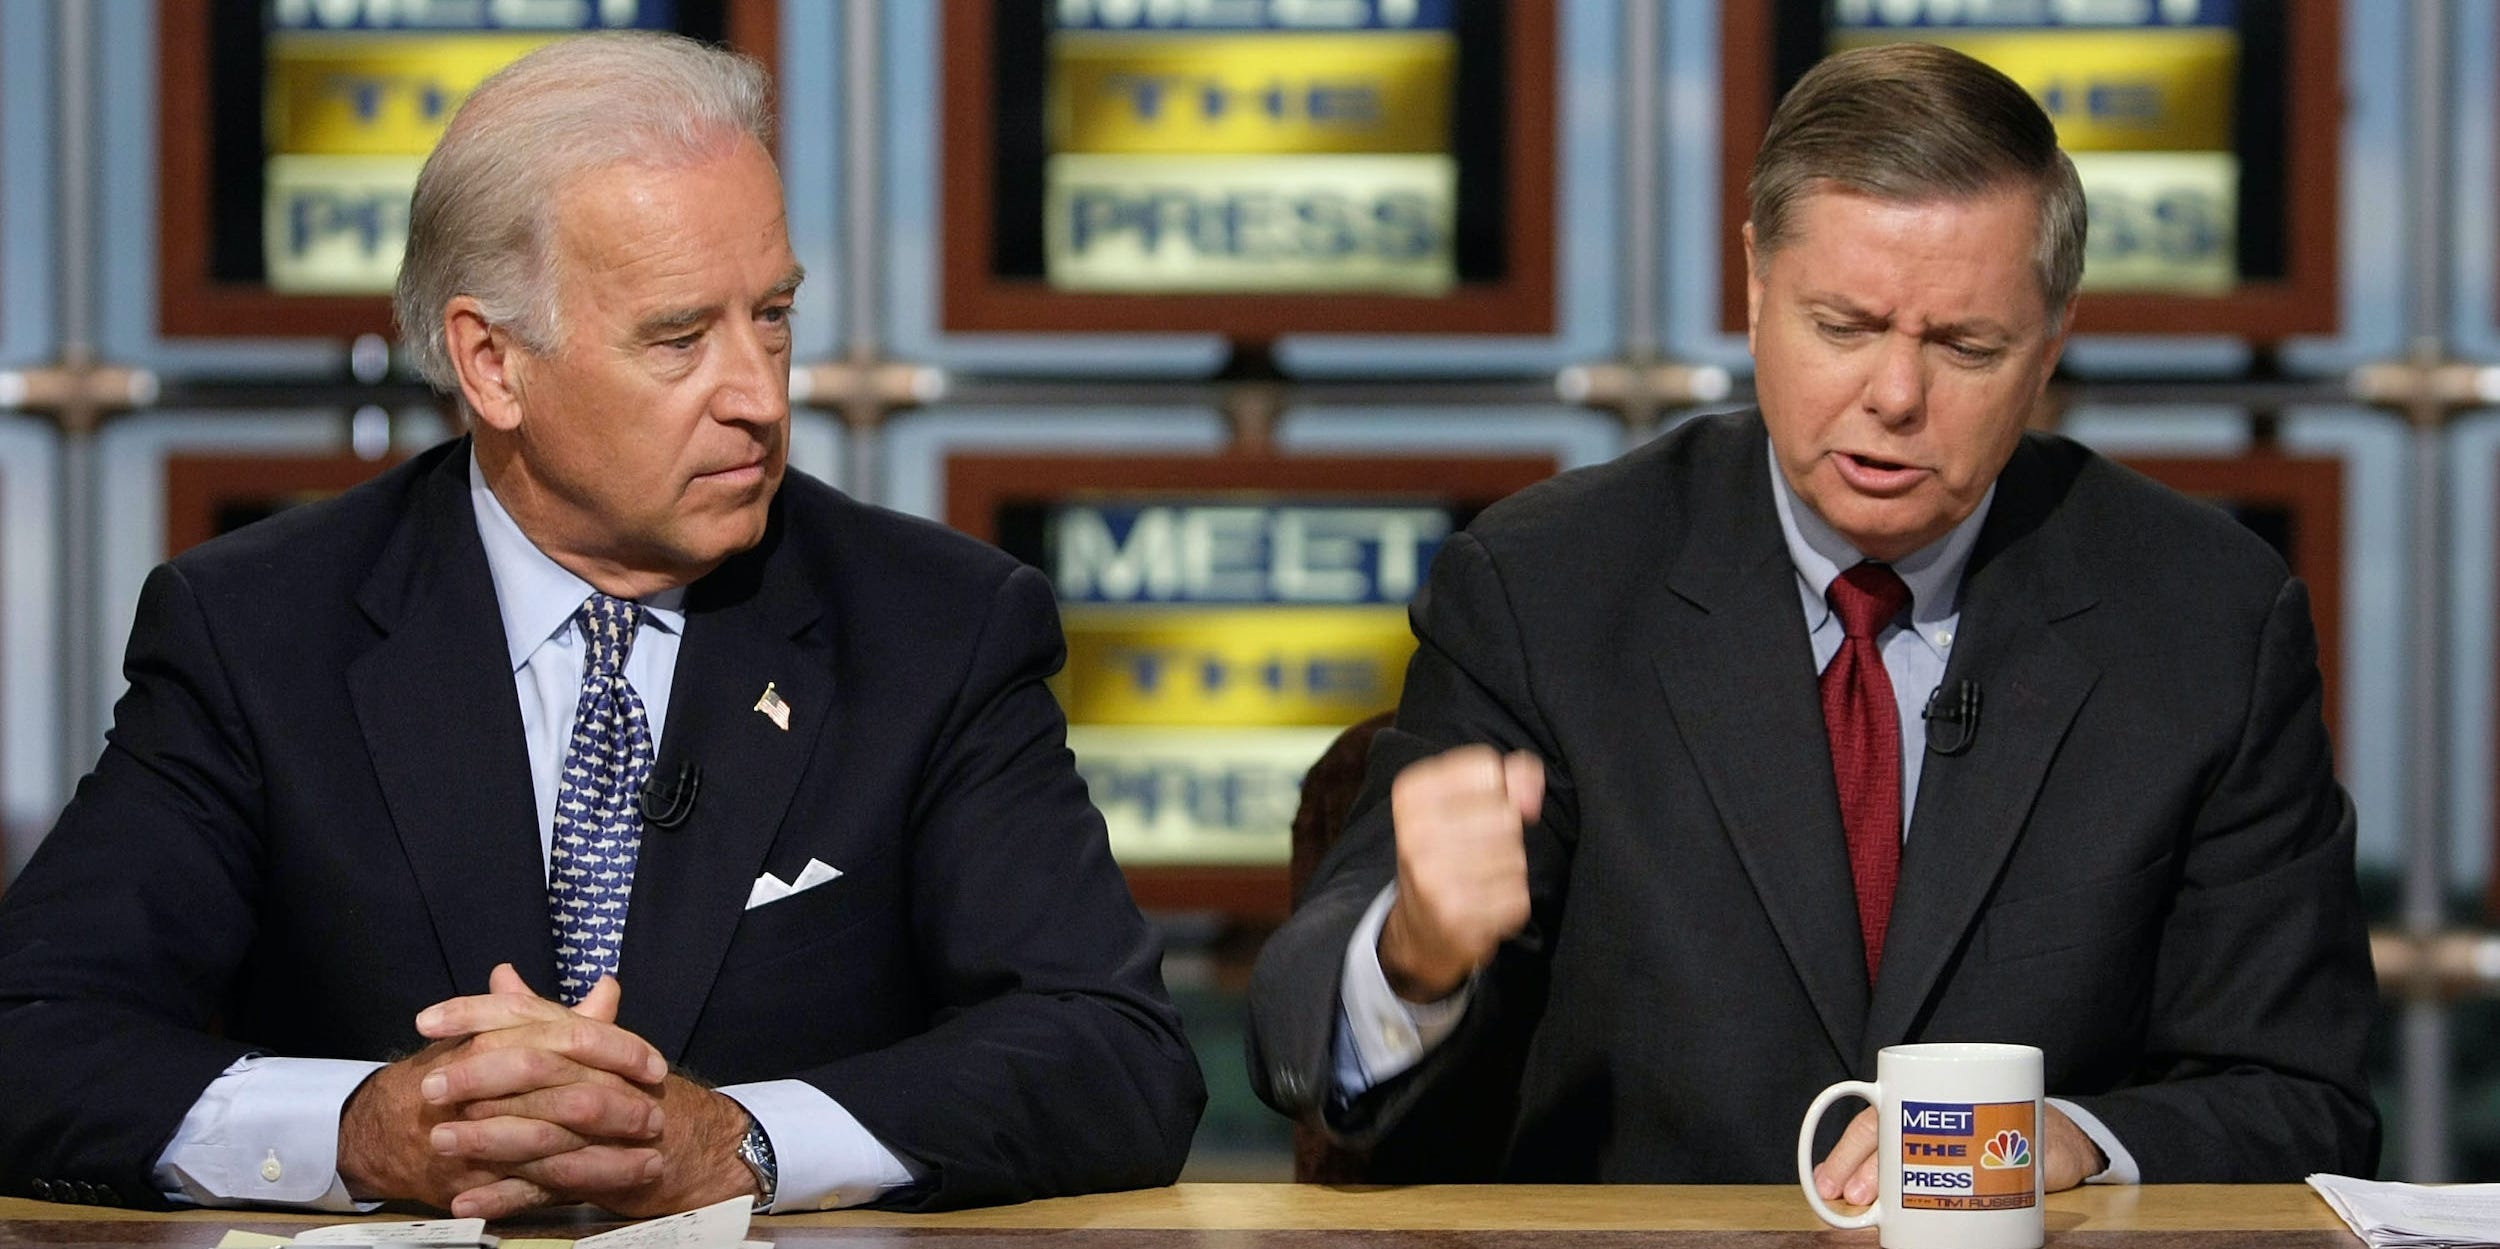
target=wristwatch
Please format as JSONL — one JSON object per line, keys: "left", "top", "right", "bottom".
{"left": 736, "top": 1118, "right": 778, "bottom": 1212}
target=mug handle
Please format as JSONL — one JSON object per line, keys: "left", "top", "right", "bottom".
{"left": 1797, "top": 1079, "right": 1882, "bottom": 1230}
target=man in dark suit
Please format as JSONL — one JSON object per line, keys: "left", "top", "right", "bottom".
{"left": 0, "top": 32, "right": 1201, "bottom": 1217}
{"left": 1248, "top": 42, "right": 2377, "bottom": 1195}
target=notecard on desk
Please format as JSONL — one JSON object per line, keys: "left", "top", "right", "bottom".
{"left": 219, "top": 1220, "right": 493, "bottom": 1249}
{"left": 298, "top": 1219, "right": 492, "bottom": 1245}
{"left": 2311, "top": 1172, "right": 2500, "bottom": 1247}
{"left": 216, "top": 1199, "right": 760, "bottom": 1249}
{"left": 574, "top": 1195, "right": 751, "bottom": 1249}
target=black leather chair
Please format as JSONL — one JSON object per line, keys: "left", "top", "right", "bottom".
{"left": 1287, "top": 709, "right": 1394, "bottom": 1183}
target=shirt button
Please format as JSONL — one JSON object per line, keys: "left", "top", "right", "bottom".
{"left": 260, "top": 1150, "right": 284, "bottom": 1183}
{"left": 1934, "top": 629, "right": 1954, "bottom": 647}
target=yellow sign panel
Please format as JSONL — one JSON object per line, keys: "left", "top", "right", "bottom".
{"left": 1046, "top": 152, "right": 1455, "bottom": 294}
{"left": 1051, "top": 31, "right": 1454, "bottom": 155}
{"left": 263, "top": 153, "right": 426, "bottom": 294}
{"left": 1071, "top": 725, "right": 1341, "bottom": 866}
{"left": 1057, "top": 605, "right": 1416, "bottom": 727}
{"left": 1833, "top": 28, "right": 2237, "bottom": 152}
{"left": 266, "top": 32, "right": 566, "bottom": 155}
{"left": 2071, "top": 150, "right": 2237, "bottom": 294}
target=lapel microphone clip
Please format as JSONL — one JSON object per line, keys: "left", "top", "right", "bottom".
{"left": 1922, "top": 680, "right": 1982, "bottom": 756}
{"left": 639, "top": 761, "right": 702, "bottom": 829}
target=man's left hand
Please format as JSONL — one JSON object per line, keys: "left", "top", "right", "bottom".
{"left": 420, "top": 969, "right": 763, "bottom": 1217}
{"left": 1812, "top": 1103, "right": 2107, "bottom": 1207}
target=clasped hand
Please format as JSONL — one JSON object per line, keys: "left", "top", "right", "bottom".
{"left": 338, "top": 964, "right": 758, "bottom": 1218}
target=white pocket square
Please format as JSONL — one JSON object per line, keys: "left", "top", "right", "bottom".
{"left": 745, "top": 858, "right": 844, "bottom": 911}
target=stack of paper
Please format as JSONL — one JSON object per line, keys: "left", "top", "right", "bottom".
{"left": 2311, "top": 1173, "right": 2500, "bottom": 1248}
{"left": 218, "top": 1195, "right": 763, "bottom": 1249}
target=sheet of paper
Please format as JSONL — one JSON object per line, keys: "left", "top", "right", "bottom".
{"left": 218, "top": 1233, "right": 295, "bottom": 1249}
{"left": 573, "top": 1195, "right": 751, "bottom": 1249}
{"left": 299, "top": 1219, "right": 490, "bottom": 1245}
{"left": 2311, "top": 1173, "right": 2500, "bottom": 1247}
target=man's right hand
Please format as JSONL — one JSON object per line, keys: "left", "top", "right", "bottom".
{"left": 337, "top": 967, "right": 668, "bottom": 1216}
{"left": 1377, "top": 746, "right": 1543, "bottom": 1002}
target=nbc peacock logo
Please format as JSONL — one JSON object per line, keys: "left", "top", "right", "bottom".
{"left": 1979, "top": 1129, "right": 2032, "bottom": 1170}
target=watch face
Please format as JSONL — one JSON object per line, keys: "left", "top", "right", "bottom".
{"left": 740, "top": 1122, "right": 778, "bottom": 1206}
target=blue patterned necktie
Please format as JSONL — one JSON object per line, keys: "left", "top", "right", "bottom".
{"left": 548, "top": 593, "right": 656, "bottom": 1006}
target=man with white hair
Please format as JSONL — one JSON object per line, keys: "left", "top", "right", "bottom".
{"left": 0, "top": 32, "right": 1203, "bottom": 1217}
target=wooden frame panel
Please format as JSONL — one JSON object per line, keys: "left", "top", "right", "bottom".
{"left": 163, "top": 453, "right": 405, "bottom": 555}
{"left": 1718, "top": 5, "right": 2342, "bottom": 341}
{"left": 936, "top": 0, "right": 1559, "bottom": 340}
{"left": 154, "top": 1, "right": 780, "bottom": 341}
{"left": 947, "top": 451, "right": 1557, "bottom": 920}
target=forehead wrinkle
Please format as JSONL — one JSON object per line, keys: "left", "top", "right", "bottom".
{"left": 1797, "top": 289, "right": 2017, "bottom": 342}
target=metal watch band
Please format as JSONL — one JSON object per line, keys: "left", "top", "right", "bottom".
{"left": 737, "top": 1119, "right": 778, "bottom": 1212}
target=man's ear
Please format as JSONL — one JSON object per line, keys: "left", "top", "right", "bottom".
{"left": 1742, "top": 221, "right": 1764, "bottom": 355}
{"left": 445, "top": 296, "right": 527, "bottom": 433}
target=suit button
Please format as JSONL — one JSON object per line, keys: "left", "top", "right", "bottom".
{"left": 30, "top": 1178, "right": 51, "bottom": 1200}
{"left": 1274, "top": 1068, "right": 1309, "bottom": 1101}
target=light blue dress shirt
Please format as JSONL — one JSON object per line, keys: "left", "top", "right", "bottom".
{"left": 1329, "top": 444, "right": 2138, "bottom": 1184}
{"left": 151, "top": 457, "right": 916, "bottom": 1211}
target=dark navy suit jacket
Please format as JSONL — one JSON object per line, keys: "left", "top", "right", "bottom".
{"left": 0, "top": 440, "right": 1205, "bottom": 1210}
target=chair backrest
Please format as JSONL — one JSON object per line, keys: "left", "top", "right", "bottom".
{"left": 1286, "top": 709, "right": 1395, "bottom": 1183}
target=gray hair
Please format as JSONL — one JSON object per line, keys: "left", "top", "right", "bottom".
{"left": 1748, "top": 42, "right": 2087, "bottom": 321}
{"left": 393, "top": 31, "right": 775, "bottom": 392}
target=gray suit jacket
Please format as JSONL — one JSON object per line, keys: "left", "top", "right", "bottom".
{"left": 1247, "top": 411, "right": 2378, "bottom": 1182}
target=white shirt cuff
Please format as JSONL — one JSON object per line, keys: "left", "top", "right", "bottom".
{"left": 152, "top": 1056, "right": 386, "bottom": 1211}
{"left": 1333, "top": 883, "right": 1473, "bottom": 1097}
{"left": 717, "top": 1079, "right": 919, "bottom": 1211}
{"left": 2048, "top": 1097, "right": 2139, "bottom": 1185}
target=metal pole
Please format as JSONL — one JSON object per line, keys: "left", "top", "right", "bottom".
{"left": 842, "top": 0, "right": 884, "bottom": 505}
{"left": 2400, "top": 0, "right": 2454, "bottom": 1183}
{"left": 1620, "top": 0, "right": 1660, "bottom": 366}
{"left": 54, "top": 0, "right": 99, "bottom": 801}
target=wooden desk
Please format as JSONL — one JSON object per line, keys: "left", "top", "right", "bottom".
{"left": 0, "top": 1184, "right": 2355, "bottom": 1247}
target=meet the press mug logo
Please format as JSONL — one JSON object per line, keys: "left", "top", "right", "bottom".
{"left": 1900, "top": 1101, "right": 2038, "bottom": 1212}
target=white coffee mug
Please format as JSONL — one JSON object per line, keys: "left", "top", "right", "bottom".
{"left": 1796, "top": 1042, "right": 2045, "bottom": 1249}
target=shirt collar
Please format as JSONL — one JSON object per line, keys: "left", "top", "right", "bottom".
{"left": 468, "top": 451, "right": 686, "bottom": 674}
{"left": 1766, "top": 440, "right": 1993, "bottom": 634}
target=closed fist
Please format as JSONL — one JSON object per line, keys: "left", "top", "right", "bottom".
{"left": 1378, "top": 746, "right": 1543, "bottom": 1001}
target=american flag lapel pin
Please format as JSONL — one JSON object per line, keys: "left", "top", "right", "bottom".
{"left": 754, "top": 682, "right": 791, "bottom": 731}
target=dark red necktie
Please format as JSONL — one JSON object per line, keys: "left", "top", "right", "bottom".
{"left": 1822, "top": 562, "right": 1912, "bottom": 982}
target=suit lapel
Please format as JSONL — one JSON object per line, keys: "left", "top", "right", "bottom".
{"left": 346, "top": 444, "right": 560, "bottom": 998}
{"left": 1863, "top": 441, "right": 2100, "bottom": 1057}
{"left": 1650, "top": 427, "right": 1868, "bottom": 1068}
{"left": 613, "top": 507, "right": 833, "bottom": 1062}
